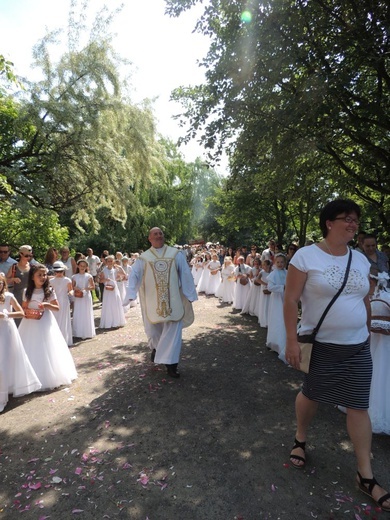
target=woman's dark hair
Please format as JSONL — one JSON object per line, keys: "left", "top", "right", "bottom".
{"left": 25, "top": 263, "right": 53, "bottom": 301}
{"left": 75, "top": 252, "right": 85, "bottom": 263}
{"left": 287, "top": 243, "right": 298, "bottom": 252}
{"left": 44, "top": 247, "right": 58, "bottom": 265}
{"left": 319, "top": 199, "right": 361, "bottom": 238}
{"left": 362, "top": 233, "right": 377, "bottom": 244}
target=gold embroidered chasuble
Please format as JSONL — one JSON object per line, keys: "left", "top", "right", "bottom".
{"left": 140, "top": 246, "right": 184, "bottom": 324}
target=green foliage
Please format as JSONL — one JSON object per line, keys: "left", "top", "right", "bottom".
{"left": 0, "top": 200, "right": 69, "bottom": 260}
{"left": 68, "top": 140, "right": 224, "bottom": 253}
{"left": 166, "top": 0, "right": 390, "bottom": 243}
{"left": 1, "top": 6, "right": 163, "bottom": 232}
{"left": 0, "top": 54, "right": 21, "bottom": 91}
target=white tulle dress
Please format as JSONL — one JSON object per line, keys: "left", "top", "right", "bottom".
{"left": 215, "top": 264, "right": 236, "bottom": 303}
{"left": 266, "top": 268, "right": 287, "bottom": 362}
{"left": 117, "top": 278, "right": 126, "bottom": 302}
{"left": 50, "top": 276, "right": 73, "bottom": 345}
{"left": 0, "top": 292, "right": 42, "bottom": 411}
{"left": 100, "top": 267, "right": 126, "bottom": 329}
{"left": 241, "top": 267, "right": 261, "bottom": 315}
{"left": 122, "top": 264, "right": 136, "bottom": 311}
{"left": 257, "top": 270, "right": 271, "bottom": 328}
{"left": 72, "top": 273, "right": 96, "bottom": 339}
{"left": 197, "top": 260, "right": 211, "bottom": 293}
{"left": 191, "top": 261, "right": 203, "bottom": 286}
{"left": 18, "top": 288, "right": 77, "bottom": 391}
{"left": 205, "top": 260, "right": 221, "bottom": 295}
{"left": 232, "top": 264, "right": 252, "bottom": 310}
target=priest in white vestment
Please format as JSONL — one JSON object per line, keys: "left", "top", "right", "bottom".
{"left": 125, "top": 227, "right": 198, "bottom": 377}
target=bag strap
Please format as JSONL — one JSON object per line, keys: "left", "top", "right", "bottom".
{"left": 312, "top": 248, "right": 352, "bottom": 338}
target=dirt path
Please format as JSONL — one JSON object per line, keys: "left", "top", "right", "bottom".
{"left": 0, "top": 296, "right": 389, "bottom": 519}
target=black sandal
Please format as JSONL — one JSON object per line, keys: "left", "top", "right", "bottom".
{"left": 357, "top": 471, "right": 390, "bottom": 512}
{"left": 289, "top": 438, "right": 306, "bottom": 469}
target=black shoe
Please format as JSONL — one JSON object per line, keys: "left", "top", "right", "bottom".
{"left": 165, "top": 364, "right": 180, "bottom": 378}
{"left": 151, "top": 349, "right": 156, "bottom": 362}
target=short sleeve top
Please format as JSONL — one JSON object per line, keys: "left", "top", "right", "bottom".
{"left": 290, "top": 245, "right": 370, "bottom": 344}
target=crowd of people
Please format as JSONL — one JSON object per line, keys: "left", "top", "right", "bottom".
{"left": 185, "top": 201, "right": 390, "bottom": 512}
{"left": 187, "top": 233, "right": 389, "bottom": 365}
{"left": 0, "top": 243, "right": 143, "bottom": 413}
{"left": 1, "top": 205, "right": 390, "bottom": 512}
{"left": 1, "top": 232, "right": 389, "bottom": 414}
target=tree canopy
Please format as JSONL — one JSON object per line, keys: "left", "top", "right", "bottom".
{"left": 1, "top": 30, "right": 165, "bottom": 230}
{"left": 165, "top": 0, "right": 390, "bottom": 242}
{"left": 0, "top": 1, "right": 223, "bottom": 254}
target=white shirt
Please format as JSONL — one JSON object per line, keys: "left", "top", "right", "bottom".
{"left": 86, "top": 255, "right": 101, "bottom": 276}
{"left": 290, "top": 245, "right": 370, "bottom": 344}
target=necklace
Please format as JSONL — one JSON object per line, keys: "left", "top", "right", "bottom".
{"left": 323, "top": 239, "right": 348, "bottom": 259}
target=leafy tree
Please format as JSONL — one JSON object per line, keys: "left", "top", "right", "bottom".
{"left": 0, "top": 55, "right": 19, "bottom": 88}
{"left": 165, "top": 0, "right": 390, "bottom": 238}
{"left": 1, "top": 5, "right": 163, "bottom": 231}
{"left": 68, "top": 140, "right": 224, "bottom": 252}
{"left": 0, "top": 200, "right": 69, "bottom": 260}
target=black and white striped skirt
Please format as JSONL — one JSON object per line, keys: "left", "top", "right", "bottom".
{"left": 302, "top": 338, "right": 372, "bottom": 410}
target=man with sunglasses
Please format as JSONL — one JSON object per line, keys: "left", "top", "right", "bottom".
{"left": 0, "top": 244, "right": 17, "bottom": 292}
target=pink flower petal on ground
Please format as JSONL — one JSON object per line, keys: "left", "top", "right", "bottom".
{"left": 72, "top": 509, "right": 84, "bottom": 514}
{"left": 104, "top": 421, "right": 110, "bottom": 428}
{"left": 29, "top": 482, "right": 42, "bottom": 490}
{"left": 28, "top": 458, "right": 40, "bottom": 463}
{"left": 271, "top": 484, "right": 277, "bottom": 492}
{"left": 75, "top": 467, "right": 83, "bottom": 475}
{"left": 122, "top": 463, "right": 132, "bottom": 469}
{"left": 49, "top": 469, "right": 58, "bottom": 475}
{"left": 138, "top": 473, "right": 149, "bottom": 486}
{"left": 354, "top": 515, "right": 363, "bottom": 520}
